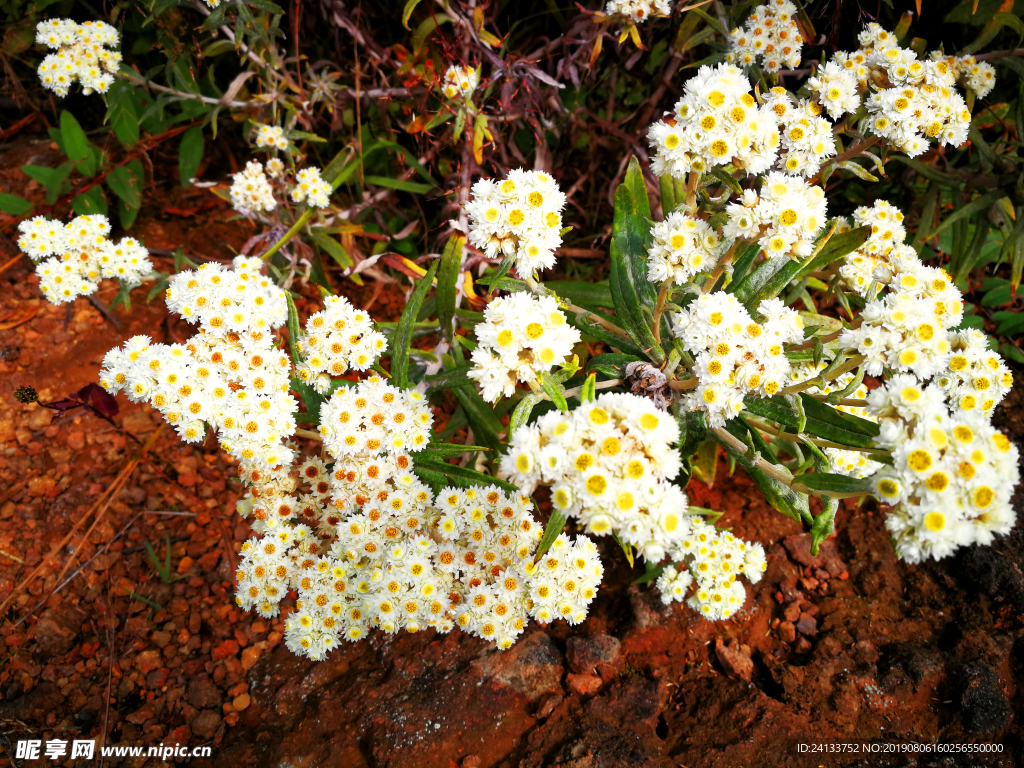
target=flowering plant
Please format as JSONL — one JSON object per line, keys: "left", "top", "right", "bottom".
{"left": 6, "top": 0, "right": 1023, "bottom": 661}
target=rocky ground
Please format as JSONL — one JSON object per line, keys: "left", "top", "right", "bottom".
{"left": 1, "top": 133, "right": 1023, "bottom": 768}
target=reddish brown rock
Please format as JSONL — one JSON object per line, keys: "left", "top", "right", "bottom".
{"left": 565, "top": 633, "right": 621, "bottom": 678}
{"left": 567, "top": 672, "right": 603, "bottom": 696}
{"left": 191, "top": 709, "right": 222, "bottom": 739}
{"left": 28, "top": 606, "right": 86, "bottom": 657}
{"left": 715, "top": 638, "right": 753, "bottom": 682}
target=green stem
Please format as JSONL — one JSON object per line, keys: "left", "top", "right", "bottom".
{"left": 260, "top": 207, "right": 316, "bottom": 262}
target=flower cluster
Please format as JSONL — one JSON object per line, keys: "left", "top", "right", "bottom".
{"left": 673, "top": 293, "right": 804, "bottom": 427}
{"left": 318, "top": 376, "right": 433, "bottom": 457}
{"left": 469, "top": 292, "right": 581, "bottom": 403}
{"left": 502, "top": 393, "right": 688, "bottom": 563}
{"left": 817, "top": 23, "right": 974, "bottom": 157}
{"left": 18, "top": 215, "right": 153, "bottom": 305}
{"left": 937, "top": 330, "right": 1014, "bottom": 416}
{"left": 604, "top": 0, "right": 672, "bottom": 23}
{"left": 726, "top": 1, "right": 803, "bottom": 73}
{"left": 866, "top": 378, "right": 1019, "bottom": 564}
{"left": 657, "top": 519, "right": 767, "bottom": 620}
{"left": 100, "top": 257, "right": 297, "bottom": 473}
{"left": 465, "top": 170, "right": 567, "bottom": 275}
{"left": 647, "top": 211, "right": 726, "bottom": 285}
{"left": 36, "top": 19, "right": 120, "bottom": 97}
{"left": 839, "top": 256, "right": 962, "bottom": 380}
{"left": 937, "top": 54, "right": 997, "bottom": 99}
{"left": 235, "top": 394, "right": 603, "bottom": 658}
{"left": 648, "top": 63, "right": 781, "bottom": 178}
{"left": 230, "top": 161, "right": 277, "bottom": 215}
{"left": 290, "top": 166, "right": 331, "bottom": 209}
{"left": 836, "top": 201, "right": 911, "bottom": 297}
{"left": 294, "top": 295, "right": 387, "bottom": 393}
{"left": 255, "top": 124, "right": 290, "bottom": 151}
{"left": 806, "top": 60, "right": 861, "bottom": 120}
{"left": 441, "top": 64, "right": 479, "bottom": 100}
{"left": 163, "top": 256, "right": 288, "bottom": 336}
{"left": 767, "top": 89, "right": 837, "bottom": 177}
{"left": 723, "top": 175, "right": 827, "bottom": 261}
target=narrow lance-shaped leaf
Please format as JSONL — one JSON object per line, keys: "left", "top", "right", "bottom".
{"left": 436, "top": 235, "right": 465, "bottom": 343}
{"left": 391, "top": 260, "right": 439, "bottom": 388}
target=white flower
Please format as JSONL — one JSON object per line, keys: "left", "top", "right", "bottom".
{"left": 501, "top": 392, "right": 687, "bottom": 563}
{"left": 938, "top": 330, "right": 1014, "bottom": 416}
{"left": 255, "top": 124, "right": 289, "bottom": 151}
{"left": 290, "top": 166, "right": 331, "bottom": 209}
{"left": 230, "top": 161, "right": 277, "bottom": 215}
{"left": 672, "top": 291, "right": 804, "bottom": 427}
{"left": 867, "top": 385, "right": 1019, "bottom": 564}
{"left": 441, "top": 64, "right": 479, "bottom": 100}
{"left": 35, "top": 19, "right": 120, "bottom": 98}
{"left": 648, "top": 212, "right": 726, "bottom": 285}
{"left": 468, "top": 292, "right": 581, "bottom": 403}
{"left": 19, "top": 214, "right": 153, "bottom": 305}
{"left": 766, "top": 89, "right": 837, "bottom": 177}
{"left": 726, "top": 1, "right": 803, "bottom": 73}
{"left": 319, "top": 376, "right": 433, "bottom": 457}
{"left": 465, "top": 170, "right": 567, "bottom": 275}
{"left": 295, "top": 295, "right": 387, "bottom": 392}
{"left": 648, "top": 63, "right": 781, "bottom": 179}
{"left": 604, "top": 0, "right": 672, "bottom": 23}
{"left": 836, "top": 201, "right": 909, "bottom": 297}
{"left": 725, "top": 172, "right": 828, "bottom": 261}
{"left": 807, "top": 60, "right": 861, "bottom": 119}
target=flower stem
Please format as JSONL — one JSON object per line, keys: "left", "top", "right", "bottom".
{"left": 780, "top": 354, "right": 865, "bottom": 395}
{"left": 260, "top": 207, "right": 316, "bottom": 262}
{"left": 652, "top": 280, "right": 672, "bottom": 344}
{"left": 703, "top": 240, "right": 739, "bottom": 294}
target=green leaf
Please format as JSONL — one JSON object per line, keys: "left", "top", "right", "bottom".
{"left": 674, "top": 407, "right": 708, "bottom": 461}
{"left": 579, "top": 372, "right": 597, "bottom": 403}
{"left": 392, "top": 260, "right": 439, "bottom": 388}
{"left": 586, "top": 352, "right": 642, "bottom": 378}
{"left": 106, "top": 164, "right": 143, "bottom": 209}
{"left": 423, "top": 363, "right": 475, "bottom": 394}
{"left": 717, "top": 420, "right": 811, "bottom": 525}
{"left": 178, "top": 126, "right": 204, "bottom": 188}
{"left": 614, "top": 158, "right": 658, "bottom": 308}
{"left": 609, "top": 178, "right": 662, "bottom": 361}
{"left": 799, "top": 393, "right": 879, "bottom": 446}
{"left": 362, "top": 175, "right": 434, "bottom": 194}
{"left": 450, "top": 386, "right": 504, "bottom": 452}
{"left": 0, "top": 193, "right": 32, "bottom": 215}
{"left": 105, "top": 80, "right": 140, "bottom": 148}
{"left": 285, "top": 293, "right": 324, "bottom": 420}
{"left": 71, "top": 186, "right": 107, "bottom": 216}
{"left": 509, "top": 392, "right": 545, "bottom": 435}
{"left": 60, "top": 111, "right": 91, "bottom": 164}
{"left": 534, "top": 510, "right": 568, "bottom": 560}
{"left": 631, "top": 561, "right": 669, "bottom": 585}
{"left": 692, "top": 439, "right": 718, "bottom": 488}
{"left": 925, "top": 191, "right": 1002, "bottom": 241}
{"left": 418, "top": 442, "right": 490, "bottom": 460}
{"left": 436, "top": 235, "right": 465, "bottom": 343}
{"left": 22, "top": 163, "right": 72, "bottom": 198}
{"left": 402, "top": 0, "right": 421, "bottom": 28}
{"left": 545, "top": 280, "right": 615, "bottom": 310}
{"left": 412, "top": 13, "right": 453, "bottom": 54}
{"left": 412, "top": 457, "right": 518, "bottom": 492}
{"left": 541, "top": 376, "right": 569, "bottom": 412}
{"left": 311, "top": 232, "right": 353, "bottom": 269}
